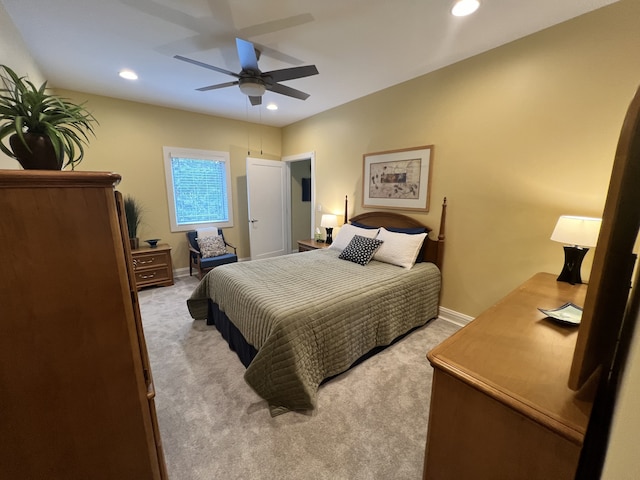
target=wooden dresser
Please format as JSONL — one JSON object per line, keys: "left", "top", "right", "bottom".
{"left": 423, "top": 273, "right": 594, "bottom": 480}
{"left": 0, "top": 171, "right": 167, "bottom": 479}
{"left": 131, "top": 244, "right": 174, "bottom": 290}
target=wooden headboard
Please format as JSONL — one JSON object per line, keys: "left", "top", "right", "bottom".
{"left": 348, "top": 197, "right": 447, "bottom": 269}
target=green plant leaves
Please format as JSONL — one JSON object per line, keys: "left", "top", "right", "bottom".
{"left": 0, "top": 64, "right": 97, "bottom": 169}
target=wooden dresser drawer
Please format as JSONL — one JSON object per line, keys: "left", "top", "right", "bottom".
{"left": 131, "top": 244, "right": 174, "bottom": 290}
{"left": 134, "top": 266, "right": 172, "bottom": 287}
{"left": 132, "top": 250, "right": 168, "bottom": 269}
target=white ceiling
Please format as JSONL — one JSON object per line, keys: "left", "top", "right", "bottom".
{"left": 2, "top": 0, "right": 619, "bottom": 127}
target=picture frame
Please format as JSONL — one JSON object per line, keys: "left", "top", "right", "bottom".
{"left": 362, "top": 145, "right": 433, "bottom": 212}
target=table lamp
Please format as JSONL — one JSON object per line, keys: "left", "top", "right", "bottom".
{"left": 320, "top": 214, "right": 338, "bottom": 245}
{"left": 550, "top": 215, "right": 602, "bottom": 285}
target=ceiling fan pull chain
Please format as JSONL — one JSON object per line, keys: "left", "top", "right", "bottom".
{"left": 246, "top": 97, "right": 250, "bottom": 155}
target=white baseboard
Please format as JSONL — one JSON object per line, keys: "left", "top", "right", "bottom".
{"left": 438, "top": 306, "right": 473, "bottom": 327}
{"left": 174, "top": 267, "right": 191, "bottom": 278}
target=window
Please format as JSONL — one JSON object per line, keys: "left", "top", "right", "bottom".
{"left": 163, "top": 146, "right": 233, "bottom": 232}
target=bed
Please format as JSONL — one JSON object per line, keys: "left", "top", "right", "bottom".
{"left": 187, "top": 199, "right": 447, "bottom": 415}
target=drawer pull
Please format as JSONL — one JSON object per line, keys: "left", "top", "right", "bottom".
{"left": 137, "top": 257, "right": 155, "bottom": 265}
{"left": 140, "top": 273, "right": 157, "bottom": 279}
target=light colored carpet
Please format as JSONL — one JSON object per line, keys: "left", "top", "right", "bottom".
{"left": 138, "top": 276, "right": 459, "bottom": 480}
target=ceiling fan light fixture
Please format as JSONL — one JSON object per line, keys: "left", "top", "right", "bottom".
{"left": 451, "top": 0, "right": 480, "bottom": 17}
{"left": 238, "top": 78, "right": 266, "bottom": 97}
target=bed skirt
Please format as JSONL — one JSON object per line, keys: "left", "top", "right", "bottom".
{"left": 206, "top": 298, "right": 434, "bottom": 383}
{"left": 207, "top": 300, "right": 257, "bottom": 368}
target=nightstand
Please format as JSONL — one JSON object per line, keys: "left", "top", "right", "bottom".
{"left": 131, "top": 244, "right": 174, "bottom": 289}
{"left": 297, "top": 239, "right": 331, "bottom": 252}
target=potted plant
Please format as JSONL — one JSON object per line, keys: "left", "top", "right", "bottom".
{"left": 124, "top": 195, "right": 143, "bottom": 250}
{"left": 0, "top": 64, "right": 97, "bottom": 170}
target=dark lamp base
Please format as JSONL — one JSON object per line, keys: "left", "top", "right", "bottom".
{"left": 325, "top": 227, "right": 334, "bottom": 245}
{"left": 557, "top": 245, "right": 589, "bottom": 285}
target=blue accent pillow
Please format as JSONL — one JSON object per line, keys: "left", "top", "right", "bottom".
{"left": 349, "top": 221, "right": 378, "bottom": 230}
{"left": 338, "top": 235, "right": 384, "bottom": 266}
{"left": 351, "top": 221, "right": 426, "bottom": 235}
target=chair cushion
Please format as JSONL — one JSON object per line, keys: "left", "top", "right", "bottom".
{"left": 197, "top": 235, "right": 227, "bottom": 258}
{"left": 200, "top": 253, "right": 237, "bottom": 268}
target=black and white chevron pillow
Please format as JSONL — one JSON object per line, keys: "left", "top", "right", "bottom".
{"left": 338, "top": 235, "right": 384, "bottom": 266}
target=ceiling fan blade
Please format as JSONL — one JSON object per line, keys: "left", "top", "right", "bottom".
{"left": 236, "top": 38, "right": 260, "bottom": 72}
{"left": 197, "top": 81, "right": 239, "bottom": 92}
{"left": 249, "top": 96, "right": 262, "bottom": 106}
{"left": 264, "top": 65, "right": 319, "bottom": 83}
{"left": 239, "top": 13, "right": 314, "bottom": 39}
{"left": 267, "top": 83, "right": 310, "bottom": 101}
{"left": 174, "top": 54, "right": 239, "bottom": 78}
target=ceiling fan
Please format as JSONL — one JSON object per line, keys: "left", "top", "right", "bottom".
{"left": 174, "top": 38, "right": 319, "bottom": 106}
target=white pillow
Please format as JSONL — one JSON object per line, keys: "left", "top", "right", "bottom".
{"left": 329, "top": 224, "right": 379, "bottom": 251}
{"left": 373, "top": 227, "right": 427, "bottom": 269}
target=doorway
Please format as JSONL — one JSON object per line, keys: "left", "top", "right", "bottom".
{"left": 284, "top": 152, "right": 315, "bottom": 251}
{"left": 246, "top": 152, "right": 315, "bottom": 259}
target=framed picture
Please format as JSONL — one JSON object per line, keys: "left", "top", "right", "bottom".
{"left": 362, "top": 145, "right": 433, "bottom": 212}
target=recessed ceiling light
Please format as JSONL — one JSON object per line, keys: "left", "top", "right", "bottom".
{"left": 266, "top": 103, "right": 278, "bottom": 111}
{"left": 118, "top": 69, "right": 138, "bottom": 80}
{"left": 451, "top": 0, "right": 480, "bottom": 17}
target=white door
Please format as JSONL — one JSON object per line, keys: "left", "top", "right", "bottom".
{"left": 246, "top": 157, "right": 288, "bottom": 260}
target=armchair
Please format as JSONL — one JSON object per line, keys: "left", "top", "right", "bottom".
{"left": 186, "top": 229, "right": 238, "bottom": 279}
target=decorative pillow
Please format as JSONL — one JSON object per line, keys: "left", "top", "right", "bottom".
{"left": 197, "top": 235, "right": 227, "bottom": 258}
{"left": 329, "top": 224, "right": 379, "bottom": 251}
{"left": 338, "top": 235, "right": 384, "bottom": 266}
{"left": 349, "top": 221, "right": 378, "bottom": 230}
{"left": 387, "top": 226, "right": 427, "bottom": 235}
{"left": 373, "top": 227, "right": 427, "bottom": 269}
{"left": 350, "top": 221, "right": 426, "bottom": 235}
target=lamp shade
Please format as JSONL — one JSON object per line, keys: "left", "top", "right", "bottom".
{"left": 550, "top": 216, "right": 602, "bottom": 247}
{"left": 320, "top": 214, "right": 338, "bottom": 229}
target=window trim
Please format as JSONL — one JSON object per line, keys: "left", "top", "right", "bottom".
{"left": 163, "top": 146, "right": 234, "bottom": 232}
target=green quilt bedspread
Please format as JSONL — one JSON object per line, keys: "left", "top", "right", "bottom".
{"left": 187, "top": 249, "right": 441, "bottom": 415}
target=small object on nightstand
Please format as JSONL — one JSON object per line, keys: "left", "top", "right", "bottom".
{"left": 321, "top": 214, "right": 338, "bottom": 245}
{"left": 144, "top": 238, "right": 160, "bottom": 248}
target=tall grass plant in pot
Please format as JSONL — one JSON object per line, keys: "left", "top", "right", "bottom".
{"left": 124, "top": 195, "right": 144, "bottom": 250}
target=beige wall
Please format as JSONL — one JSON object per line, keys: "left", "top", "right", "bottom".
{"left": 0, "top": 2, "right": 45, "bottom": 170}
{"left": 2, "top": 1, "right": 640, "bottom": 474}
{"left": 53, "top": 90, "right": 281, "bottom": 265}
{"left": 282, "top": 0, "right": 640, "bottom": 318}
